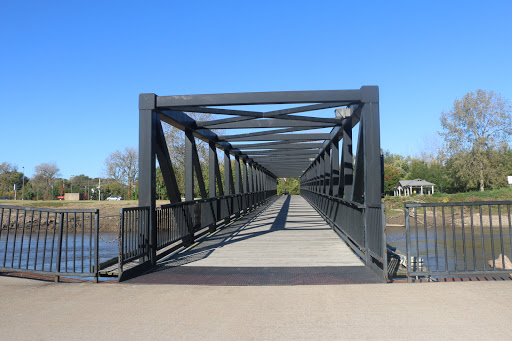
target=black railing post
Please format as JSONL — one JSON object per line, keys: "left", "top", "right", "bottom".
{"left": 94, "top": 209, "right": 99, "bottom": 283}
{"left": 55, "top": 212, "right": 65, "bottom": 283}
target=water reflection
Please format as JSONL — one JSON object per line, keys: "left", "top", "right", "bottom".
{"left": 386, "top": 225, "right": 512, "bottom": 272}
{"left": 0, "top": 232, "right": 119, "bottom": 279}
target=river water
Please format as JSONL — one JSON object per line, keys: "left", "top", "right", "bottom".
{"left": 386, "top": 224, "right": 512, "bottom": 272}
{"left": 3, "top": 225, "right": 512, "bottom": 280}
{"left": 0, "top": 232, "right": 120, "bottom": 281}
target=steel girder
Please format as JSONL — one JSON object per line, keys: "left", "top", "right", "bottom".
{"left": 139, "top": 87, "right": 383, "bottom": 267}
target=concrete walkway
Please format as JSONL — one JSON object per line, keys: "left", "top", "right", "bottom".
{"left": 3, "top": 195, "right": 510, "bottom": 339}
{"left": 1, "top": 275, "right": 511, "bottom": 340}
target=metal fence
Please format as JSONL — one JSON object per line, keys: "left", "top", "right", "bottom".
{"left": 157, "top": 191, "right": 275, "bottom": 251}
{"left": 405, "top": 201, "right": 512, "bottom": 281}
{"left": 301, "top": 189, "right": 386, "bottom": 275}
{"left": 118, "top": 190, "right": 276, "bottom": 280}
{"left": 119, "top": 206, "right": 150, "bottom": 274}
{"left": 0, "top": 205, "right": 99, "bottom": 282}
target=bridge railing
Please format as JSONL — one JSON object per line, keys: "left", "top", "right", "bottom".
{"left": 119, "top": 206, "right": 150, "bottom": 273}
{"left": 0, "top": 205, "right": 99, "bottom": 282}
{"left": 405, "top": 201, "right": 512, "bottom": 281}
{"left": 118, "top": 190, "right": 276, "bottom": 280}
{"left": 301, "top": 189, "right": 386, "bottom": 265}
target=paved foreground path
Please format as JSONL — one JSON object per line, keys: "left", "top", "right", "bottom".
{"left": 1, "top": 275, "right": 512, "bottom": 340}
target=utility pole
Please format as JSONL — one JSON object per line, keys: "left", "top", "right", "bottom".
{"left": 22, "top": 166, "right": 25, "bottom": 200}
{"left": 70, "top": 175, "right": 75, "bottom": 193}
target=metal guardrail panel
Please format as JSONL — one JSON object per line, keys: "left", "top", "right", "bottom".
{"left": 405, "top": 201, "right": 512, "bottom": 281}
{"left": 0, "top": 205, "right": 99, "bottom": 282}
{"left": 118, "top": 191, "right": 277, "bottom": 280}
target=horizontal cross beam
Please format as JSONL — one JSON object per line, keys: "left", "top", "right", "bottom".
{"left": 156, "top": 90, "right": 361, "bottom": 107}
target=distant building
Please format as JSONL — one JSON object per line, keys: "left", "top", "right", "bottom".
{"left": 64, "top": 193, "right": 83, "bottom": 201}
{"left": 393, "top": 179, "right": 435, "bottom": 196}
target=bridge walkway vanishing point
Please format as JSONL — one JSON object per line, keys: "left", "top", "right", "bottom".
{"left": 127, "top": 195, "right": 382, "bottom": 285}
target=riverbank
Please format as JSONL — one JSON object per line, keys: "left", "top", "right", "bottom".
{"left": 0, "top": 199, "right": 170, "bottom": 232}
{"left": 2, "top": 188, "right": 511, "bottom": 232}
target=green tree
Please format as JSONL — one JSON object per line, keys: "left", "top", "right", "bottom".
{"left": 383, "top": 163, "right": 401, "bottom": 195}
{"left": 440, "top": 90, "right": 512, "bottom": 191}
{"left": 33, "top": 162, "right": 60, "bottom": 199}
{"left": 0, "top": 162, "right": 25, "bottom": 198}
{"left": 277, "top": 178, "right": 300, "bottom": 195}
{"left": 383, "top": 151, "right": 410, "bottom": 179}
{"left": 105, "top": 147, "right": 138, "bottom": 199}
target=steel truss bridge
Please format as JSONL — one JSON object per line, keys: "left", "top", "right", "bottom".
{"left": 3, "top": 86, "right": 512, "bottom": 283}
{"left": 115, "top": 86, "right": 387, "bottom": 282}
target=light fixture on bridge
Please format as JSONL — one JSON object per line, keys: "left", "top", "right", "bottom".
{"left": 335, "top": 107, "right": 353, "bottom": 119}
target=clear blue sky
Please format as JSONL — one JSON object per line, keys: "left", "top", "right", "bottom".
{"left": 1, "top": 1, "right": 511, "bottom": 179}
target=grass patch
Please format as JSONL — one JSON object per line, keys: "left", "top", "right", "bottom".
{"left": 384, "top": 187, "right": 512, "bottom": 208}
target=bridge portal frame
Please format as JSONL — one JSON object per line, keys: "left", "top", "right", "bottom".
{"left": 137, "top": 86, "right": 385, "bottom": 280}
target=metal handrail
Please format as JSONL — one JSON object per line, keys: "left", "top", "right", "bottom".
{"left": 405, "top": 200, "right": 512, "bottom": 282}
{"left": 0, "top": 205, "right": 100, "bottom": 282}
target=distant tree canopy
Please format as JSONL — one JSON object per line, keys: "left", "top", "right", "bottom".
{"left": 104, "top": 147, "right": 138, "bottom": 199}
{"left": 440, "top": 90, "right": 512, "bottom": 191}
{"left": 383, "top": 90, "right": 512, "bottom": 195}
{"left": 32, "top": 162, "right": 60, "bottom": 199}
{"left": 0, "top": 162, "right": 25, "bottom": 198}
{"left": 277, "top": 178, "right": 300, "bottom": 195}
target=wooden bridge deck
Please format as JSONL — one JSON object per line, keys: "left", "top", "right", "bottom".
{"left": 128, "top": 195, "right": 382, "bottom": 285}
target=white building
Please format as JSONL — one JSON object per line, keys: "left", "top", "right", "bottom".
{"left": 393, "top": 179, "right": 435, "bottom": 196}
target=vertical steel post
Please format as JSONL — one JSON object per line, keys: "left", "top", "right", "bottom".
{"left": 331, "top": 138, "right": 340, "bottom": 197}
{"left": 235, "top": 155, "right": 241, "bottom": 195}
{"left": 185, "top": 130, "right": 194, "bottom": 201}
{"left": 224, "top": 150, "right": 231, "bottom": 196}
{"left": 361, "top": 86, "right": 382, "bottom": 205}
{"left": 361, "top": 86, "right": 383, "bottom": 274}
{"left": 209, "top": 143, "right": 217, "bottom": 198}
{"left": 248, "top": 162, "right": 254, "bottom": 193}
{"left": 94, "top": 210, "right": 99, "bottom": 283}
{"left": 138, "top": 93, "right": 157, "bottom": 265}
{"left": 208, "top": 143, "right": 218, "bottom": 231}
{"left": 243, "top": 159, "right": 249, "bottom": 193}
{"left": 184, "top": 130, "right": 195, "bottom": 244}
{"left": 319, "top": 155, "right": 323, "bottom": 194}
{"left": 324, "top": 147, "right": 331, "bottom": 195}
{"left": 342, "top": 121, "right": 353, "bottom": 200}
{"left": 55, "top": 212, "right": 64, "bottom": 283}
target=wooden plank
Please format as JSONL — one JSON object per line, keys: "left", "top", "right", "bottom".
{"left": 168, "top": 196, "right": 364, "bottom": 268}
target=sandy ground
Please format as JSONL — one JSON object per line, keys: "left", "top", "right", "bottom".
{"left": 1, "top": 275, "right": 512, "bottom": 340}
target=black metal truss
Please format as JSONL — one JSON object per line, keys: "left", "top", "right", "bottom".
{"left": 138, "top": 86, "right": 383, "bottom": 267}
{"left": 139, "top": 86, "right": 380, "bottom": 200}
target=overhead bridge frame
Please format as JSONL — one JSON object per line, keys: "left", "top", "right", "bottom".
{"left": 137, "top": 86, "right": 386, "bottom": 280}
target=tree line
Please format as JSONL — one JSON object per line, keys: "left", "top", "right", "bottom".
{"left": 1, "top": 90, "right": 510, "bottom": 201}
{"left": 384, "top": 90, "right": 512, "bottom": 195}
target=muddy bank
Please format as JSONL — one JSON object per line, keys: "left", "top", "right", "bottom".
{"left": 0, "top": 200, "right": 170, "bottom": 233}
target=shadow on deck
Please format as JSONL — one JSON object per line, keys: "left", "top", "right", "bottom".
{"left": 127, "top": 195, "right": 383, "bottom": 285}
